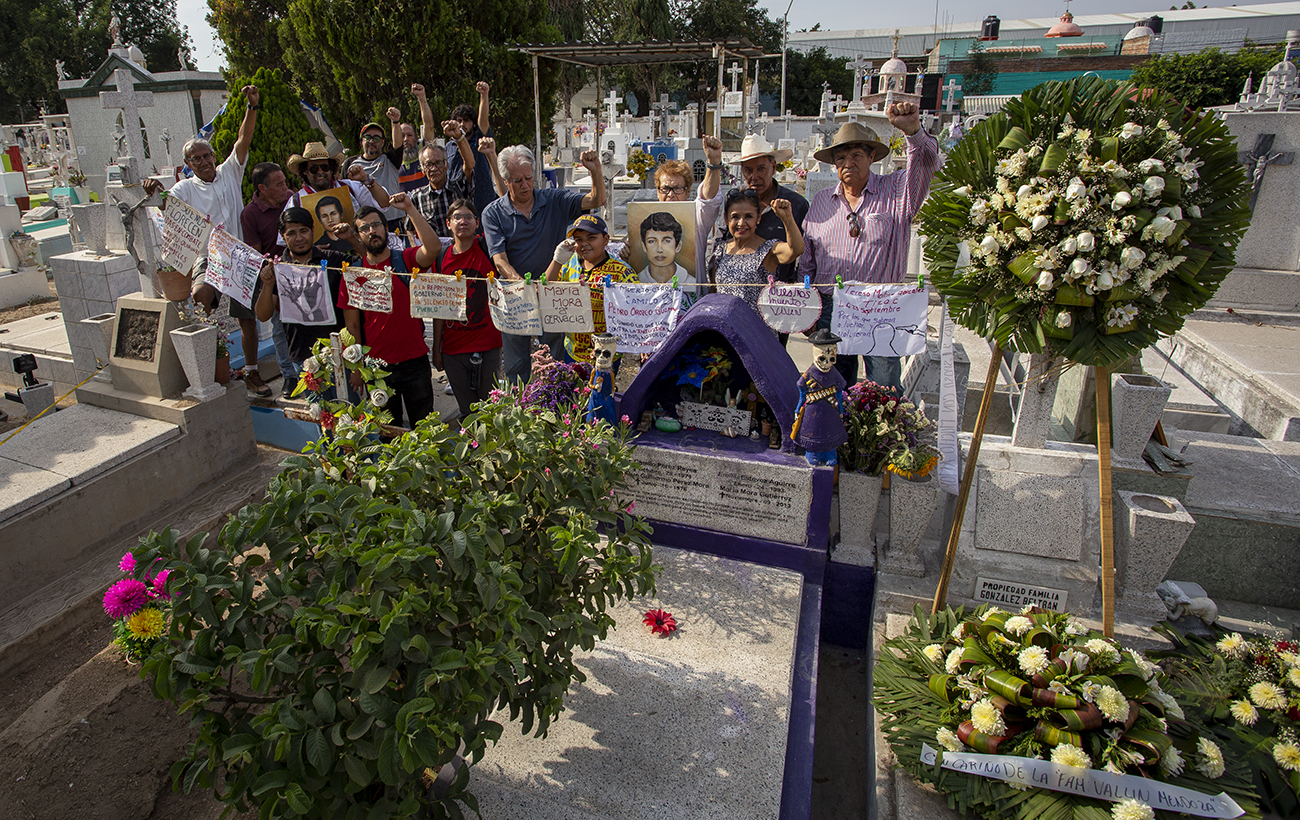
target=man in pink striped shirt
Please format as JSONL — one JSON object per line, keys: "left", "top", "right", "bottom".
{"left": 798, "top": 107, "right": 939, "bottom": 393}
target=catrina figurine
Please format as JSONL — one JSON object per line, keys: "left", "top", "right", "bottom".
{"left": 791, "top": 328, "right": 848, "bottom": 466}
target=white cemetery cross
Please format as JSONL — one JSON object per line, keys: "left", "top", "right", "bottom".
{"left": 846, "top": 55, "right": 873, "bottom": 103}
{"left": 942, "top": 78, "right": 962, "bottom": 113}
{"left": 783, "top": 109, "right": 794, "bottom": 138}
{"left": 727, "top": 62, "right": 744, "bottom": 93}
{"left": 583, "top": 111, "right": 597, "bottom": 148}
{"left": 603, "top": 89, "right": 622, "bottom": 124}
{"left": 100, "top": 67, "right": 163, "bottom": 297}
{"left": 651, "top": 94, "right": 678, "bottom": 140}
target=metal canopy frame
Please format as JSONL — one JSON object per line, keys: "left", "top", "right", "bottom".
{"left": 509, "top": 39, "right": 767, "bottom": 179}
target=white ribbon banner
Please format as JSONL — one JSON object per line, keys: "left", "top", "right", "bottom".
{"left": 206, "top": 225, "right": 262, "bottom": 309}
{"left": 409, "top": 273, "right": 467, "bottom": 321}
{"left": 488, "top": 279, "right": 542, "bottom": 336}
{"left": 539, "top": 282, "right": 594, "bottom": 334}
{"left": 343, "top": 268, "right": 393, "bottom": 314}
{"left": 831, "top": 283, "right": 928, "bottom": 357}
{"left": 937, "top": 297, "right": 960, "bottom": 496}
{"left": 603, "top": 283, "right": 682, "bottom": 353}
{"left": 160, "top": 196, "right": 208, "bottom": 274}
{"left": 919, "top": 745, "right": 1244, "bottom": 819}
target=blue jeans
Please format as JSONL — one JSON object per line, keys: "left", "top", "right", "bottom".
{"left": 814, "top": 295, "right": 902, "bottom": 395}
{"left": 271, "top": 314, "right": 297, "bottom": 383}
{"left": 502, "top": 332, "right": 564, "bottom": 385}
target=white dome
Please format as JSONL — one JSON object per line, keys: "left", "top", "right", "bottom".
{"left": 1124, "top": 25, "right": 1154, "bottom": 41}
{"left": 880, "top": 57, "right": 908, "bottom": 75}
{"left": 128, "top": 44, "right": 146, "bottom": 65}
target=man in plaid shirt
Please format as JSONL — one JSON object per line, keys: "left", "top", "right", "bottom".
{"left": 405, "top": 119, "right": 475, "bottom": 239}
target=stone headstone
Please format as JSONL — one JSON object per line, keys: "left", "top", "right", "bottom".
{"left": 1114, "top": 491, "right": 1196, "bottom": 618}
{"left": 805, "top": 170, "right": 838, "bottom": 203}
{"left": 1221, "top": 111, "right": 1300, "bottom": 271}
{"left": 107, "top": 294, "right": 188, "bottom": 398}
{"left": 70, "top": 203, "right": 108, "bottom": 254}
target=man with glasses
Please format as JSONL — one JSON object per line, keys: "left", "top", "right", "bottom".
{"left": 797, "top": 106, "right": 939, "bottom": 393}
{"left": 481, "top": 144, "right": 604, "bottom": 384}
{"left": 406, "top": 119, "right": 476, "bottom": 239}
{"left": 726, "top": 133, "right": 809, "bottom": 288}
{"left": 285, "top": 141, "right": 390, "bottom": 250}
{"left": 346, "top": 121, "right": 407, "bottom": 227}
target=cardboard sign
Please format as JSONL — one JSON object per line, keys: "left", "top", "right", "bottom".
{"left": 488, "top": 279, "right": 542, "bottom": 336}
{"left": 410, "top": 273, "right": 467, "bottom": 321}
{"left": 343, "top": 268, "right": 393, "bottom": 313}
{"left": 758, "top": 284, "right": 821, "bottom": 333}
{"left": 160, "top": 197, "right": 208, "bottom": 273}
{"left": 831, "top": 283, "right": 928, "bottom": 357}
{"left": 603, "top": 283, "right": 682, "bottom": 353}
{"left": 539, "top": 282, "right": 594, "bottom": 334}
{"left": 274, "top": 263, "right": 336, "bottom": 326}
{"left": 206, "top": 226, "right": 262, "bottom": 309}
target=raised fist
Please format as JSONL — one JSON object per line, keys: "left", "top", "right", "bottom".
{"left": 386, "top": 107, "right": 401, "bottom": 122}
{"left": 243, "top": 85, "right": 259, "bottom": 108}
{"left": 476, "top": 81, "right": 489, "bottom": 96}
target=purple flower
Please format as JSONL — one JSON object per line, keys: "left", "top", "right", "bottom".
{"left": 104, "top": 578, "right": 150, "bottom": 619}
{"left": 118, "top": 552, "right": 136, "bottom": 573}
{"left": 150, "top": 570, "right": 171, "bottom": 600}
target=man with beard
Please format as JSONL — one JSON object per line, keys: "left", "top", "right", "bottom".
{"left": 407, "top": 119, "right": 475, "bottom": 239}
{"left": 337, "top": 195, "right": 442, "bottom": 428}
{"left": 285, "top": 141, "right": 389, "bottom": 252}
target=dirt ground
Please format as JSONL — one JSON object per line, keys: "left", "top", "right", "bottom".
{"left": 0, "top": 285, "right": 57, "bottom": 325}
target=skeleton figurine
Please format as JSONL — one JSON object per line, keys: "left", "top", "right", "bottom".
{"left": 586, "top": 332, "right": 618, "bottom": 425}
{"left": 791, "top": 328, "right": 848, "bottom": 466}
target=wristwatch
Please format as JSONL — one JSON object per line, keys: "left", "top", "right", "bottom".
{"left": 706, "top": 161, "right": 724, "bottom": 170}
{"left": 246, "top": 104, "right": 260, "bottom": 110}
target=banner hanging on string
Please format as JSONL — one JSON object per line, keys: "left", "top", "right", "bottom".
{"left": 161, "top": 197, "right": 208, "bottom": 274}
{"left": 274, "top": 264, "right": 336, "bottom": 326}
{"left": 343, "top": 268, "right": 393, "bottom": 313}
{"left": 539, "top": 282, "right": 594, "bottom": 334}
{"left": 831, "top": 283, "right": 928, "bottom": 357}
{"left": 919, "top": 745, "right": 1244, "bottom": 819}
{"left": 410, "top": 274, "right": 467, "bottom": 321}
{"left": 206, "top": 226, "right": 262, "bottom": 309}
{"left": 758, "top": 283, "right": 821, "bottom": 334}
{"left": 488, "top": 279, "right": 542, "bottom": 336}
{"left": 603, "top": 283, "right": 682, "bottom": 353}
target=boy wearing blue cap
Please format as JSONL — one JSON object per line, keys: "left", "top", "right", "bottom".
{"left": 545, "top": 214, "right": 636, "bottom": 364}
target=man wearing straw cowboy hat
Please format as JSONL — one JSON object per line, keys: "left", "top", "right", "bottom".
{"left": 285, "top": 141, "right": 391, "bottom": 251}
{"left": 725, "top": 132, "right": 809, "bottom": 290}
{"left": 797, "top": 101, "right": 939, "bottom": 394}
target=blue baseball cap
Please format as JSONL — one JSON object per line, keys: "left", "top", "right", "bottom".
{"left": 567, "top": 213, "right": 608, "bottom": 237}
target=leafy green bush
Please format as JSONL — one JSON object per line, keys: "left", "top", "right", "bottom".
{"left": 134, "top": 396, "right": 656, "bottom": 819}
{"left": 209, "top": 67, "right": 323, "bottom": 202}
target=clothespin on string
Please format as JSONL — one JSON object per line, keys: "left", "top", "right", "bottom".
{"left": 411, "top": 266, "right": 421, "bottom": 280}
{"left": 319, "top": 260, "right": 327, "bottom": 279}
{"left": 803, "top": 274, "right": 811, "bottom": 290}
{"left": 836, "top": 274, "right": 844, "bottom": 289}
{"left": 603, "top": 274, "right": 612, "bottom": 288}
{"left": 454, "top": 269, "right": 463, "bottom": 282}
{"left": 767, "top": 274, "right": 775, "bottom": 287}
{"left": 671, "top": 274, "right": 679, "bottom": 290}
{"left": 525, "top": 272, "right": 532, "bottom": 284}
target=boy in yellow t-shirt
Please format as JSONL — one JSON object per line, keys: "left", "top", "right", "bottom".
{"left": 545, "top": 213, "right": 637, "bottom": 363}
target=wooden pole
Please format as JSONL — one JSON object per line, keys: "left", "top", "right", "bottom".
{"left": 931, "top": 342, "right": 1002, "bottom": 614}
{"left": 1095, "top": 364, "right": 1116, "bottom": 637}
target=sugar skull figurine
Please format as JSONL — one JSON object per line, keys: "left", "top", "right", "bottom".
{"left": 586, "top": 332, "right": 618, "bottom": 425}
{"left": 791, "top": 328, "right": 848, "bottom": 466}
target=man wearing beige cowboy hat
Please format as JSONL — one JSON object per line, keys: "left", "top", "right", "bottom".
{"left": 285, "top": 141, "right": 390, "bottom": 252}
{"left": 797, "top": 101, "right": 939, "bottom": 394}
{"left": 724, "top": 132, "right": 809, "bottom": 326}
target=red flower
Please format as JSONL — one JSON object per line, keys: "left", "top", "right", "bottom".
{"left": 304, "top": 372, "right": 321, "bottom": 392}
{"left": 1289, "top": 706, "right": 1300, "bottom": 722}
{"left": 1277, "top": 640, "right": 1298, "bottom": 653}
{"left": 643, "top": 608, "right": 677, "bottom": 636}
{"left": 319, "top": 410, "right": 336, "bottom": 431}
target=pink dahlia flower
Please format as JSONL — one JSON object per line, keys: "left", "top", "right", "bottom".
{"left": 104, "top": 578, "right": 150, "bottom": 619}
{"left": 118, "top": 552, "right": 136, "bottom": 573}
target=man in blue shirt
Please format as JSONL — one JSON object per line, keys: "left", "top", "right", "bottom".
{"left": 481, "top": 145, "right": 605, "bottom": 383}
{"left": 448, "top": 81, "right": 498, "bottom": 219}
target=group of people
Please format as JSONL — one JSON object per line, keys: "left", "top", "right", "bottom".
{"left": 146, "top": 76, "right": 939, "bottom": 431}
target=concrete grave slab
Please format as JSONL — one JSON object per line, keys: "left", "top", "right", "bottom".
{"left": 0, "top": 457, "right": 72, "bottom": 523}
{"left": 0, "top": 403, "right": 178, "bottom": 485}
{"left": 472, "top": 547, "right": 801, "bottom": 820}
{"left": 1176, "top": 430, "right": 1300, "bottom": 523}
{"left": 974, "top": 470, "right": 1086, "bottom": 559}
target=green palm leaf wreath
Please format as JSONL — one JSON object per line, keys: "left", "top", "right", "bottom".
{"left": 918, "top": 77, "right": 1252, "bottom": 367}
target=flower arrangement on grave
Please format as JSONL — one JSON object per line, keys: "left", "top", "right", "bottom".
{"left": 103, "top": 550, "right": 172, "bottom": 662}
{"left": 518, "top": 345, "right": 590, "bottom": 412}
{"left": 133, "top": 386, "right": 657, "bottom": 819}
{"left": 68, "top": 170, "right": 87, "bottom": 188}
{"left": 874, "top": 605, "right": 1262, "bottom": 820}
{"left": 1150, "top": 622, "right": 1300, "bottom": 816}
{"left": 837, "top": 380, "right": 939, "bottom": 477}
{"left": 291, "top": 330, "right": 393, "bottom": 432}
{"left": 917, "top": 76, "right": 1253, "bottom": 367}
{"left": 626, "top": 148, "right": 657, "bottom": 182}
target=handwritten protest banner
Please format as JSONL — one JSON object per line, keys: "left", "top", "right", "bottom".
{"left": 343, "top": 268, "right": 393, "bottom": 313}
{"left": 488, "top": 279, "right": 542, "bottom": 336}
{"left": 410, "top": 274, "right": 467, "bottom": 321}
{"left": 603, "top": 283, "right": 681, "bottom": 353}
{"left": 919, "top": 745, "right": 1243, "bottom": 819}
{"left": 539, "top": 283, "right": 594, "bottom": 334}
{"left": 206, "top": 226, "right": 263, "bottom": 309}
{"left": 831, "top": 283, "right": 928, "bottom": 357}
{"left": 274, "top": 263, "right": 335, "bottom": 326}
{"left": 161, "top": 197, "right": 208, "bottom": 273}
{"left": 758, "top": 283, "right": 822, "bottom": 333}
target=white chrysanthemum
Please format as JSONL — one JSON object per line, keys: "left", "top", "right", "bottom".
{"left": 936, "top": 726, "right": 963, "bottom": 753}
{"left": 1274, "top": 742, "right": 1300, "bottom": 772}
{"left": 1085, "top": 639, "right": 1120, "bottom": 665}
{"left": 1154, "top": 690, "right": 1184, "bottom": 720}
{"left": 1231, "top": 699, "right": 1260, "bottom": 726}
{"left": 1159, "top": 744, "right": 1185, "bottom": 776}
{"left": 1019, "top": 646, "right": 1051, "bottom": 676}
{"left": 1112, "top": 798, "right": 1155, "bottom": 820}
{"left": 1250, "top": 681, "right": 1287, "bottom": 710}
{"left": 1195, "top": 737, "right": 1225, "bottom": 779}
{"left": 951, "top": 622, "right": 966, "bottom": 642}
{"left": 1004, "top": 616, "right": 1033, "bottom": 636}
{"left": 1051, "top": 743, "right": 1092, "bottom": 769}
{"left": 922, "top": 644, "right": 945, "bottom": 663}
{"left": 970, "top": 698, "right": 1006, "bottom": 736}
{"left": 1125, "top": 649, "right": 1157, "bottom": 680}
{"left": 1098, "top": 686, "right": 1131, "bottom": 723}
{"left": 946, "top": 646, "right": 964, "bottom": 675}
{"left": 1288, "top": 667, "right": 1300, "bottom": 688}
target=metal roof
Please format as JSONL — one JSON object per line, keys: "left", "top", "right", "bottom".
{"left": 508, "top": 39, "right": 765, "bottom": 67}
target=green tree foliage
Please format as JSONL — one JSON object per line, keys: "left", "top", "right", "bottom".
{"left": 612, "top": 0, "right": 678, "bottom": 116}
{"left": 548, "top": 0, "right": 588, "bottom": 119}
{"left": 782, "top": 47, "right": 853, "bottom": 116}
{"left": 206, "top": 0, "right": 291, "bottom": 82}
{"left": 673, "top": 0, "right": 782, "bottom": 128}
{"left": 278, "top": 0, "right": 561, "bottom": 154}
{"left": 961, "top": 42, "right": 998, "bottom": 97}
{"left": 1131, "top": 45, "right": 1288, "bottom": 109}
{"left": 209, "top": 67, "right": 322, "bottom": 202}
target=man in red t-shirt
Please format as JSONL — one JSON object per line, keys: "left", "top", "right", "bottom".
{"left": 337, "top": 194, "right": 442, "bottom": 428}
{"left": 432, "top": 198, "right": 502, "bottom": 418}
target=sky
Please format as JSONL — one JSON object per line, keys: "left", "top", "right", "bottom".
{"left": 176, "top": 0, "right": 1284, "bottom": 72}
